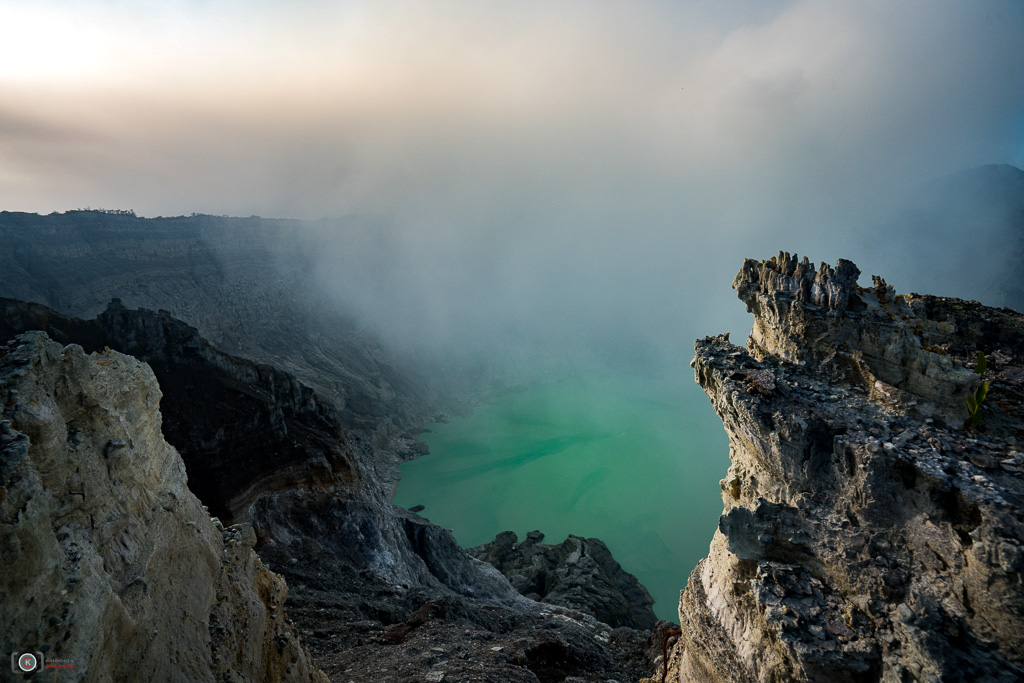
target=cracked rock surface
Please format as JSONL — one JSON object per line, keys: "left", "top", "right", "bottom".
{"left": 0, "top": 332, "right": 326, "bottom": 682}
{"left": 669, "top": 253, "right": 1024, "bottom": 682}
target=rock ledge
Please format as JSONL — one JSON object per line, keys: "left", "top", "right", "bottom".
{"left": 671, "top": 253, "right": 1024, "bottom": 682}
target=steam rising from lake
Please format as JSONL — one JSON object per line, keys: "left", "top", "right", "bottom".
{"left": 2, "top": 0, "right": 1022, "bottom": 363}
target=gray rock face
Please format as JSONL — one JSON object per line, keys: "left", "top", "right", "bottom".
{"left": 1, "top": 299, "right": 666, "bottom": 681}
{"left": 0, "top": 210, "right": 674, "bottom": 680}
{"left": 735, "top": 253, "right": 982, "bottom": 425}
{"left": 0, "top": 332, "right": 326, "bottom": 682}
{"left": 1, "top": 297, "right": 361, "bottom": 525}
{"left": 670, "top": 253, "right": 1024, "bottom": 682}
{"left": 469, "top": 531, "right": 658, "bottom": 630}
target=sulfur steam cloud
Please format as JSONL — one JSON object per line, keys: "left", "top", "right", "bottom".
{"left": 1, "top": 0, "right": 1022, "bottom": 364}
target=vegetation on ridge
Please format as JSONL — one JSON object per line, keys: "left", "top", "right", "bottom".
{"left": 966, "top": 350, "right": 990, "bottom": 428}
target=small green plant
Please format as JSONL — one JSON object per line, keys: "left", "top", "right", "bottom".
{"left": 966, "top": 351, "right": 989, "bottom": 428}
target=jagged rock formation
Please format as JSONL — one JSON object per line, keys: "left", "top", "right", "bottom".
{"left": 0, "top": 332, "right": 326, "bottom": 682}
{"left": 469, "top": 530, "right": 658, "bottom": 630}
{"left": 669, "top": 253, "right": 1024, "bottom": 682}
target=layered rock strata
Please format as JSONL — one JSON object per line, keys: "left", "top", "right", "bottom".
{"left": 671, "top": 253, "right": 1024, "bottom": 682}
{"left": 469, "top": 530, "right": 658, "bottom": 630}
{"left": 0, "top": 332, "right": 326, "bottom": 682}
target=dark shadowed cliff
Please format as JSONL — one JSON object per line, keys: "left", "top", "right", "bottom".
{"left": 0, "top": 297, "right": 362, "bottom": 524}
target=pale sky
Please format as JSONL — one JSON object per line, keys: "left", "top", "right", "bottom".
{"left": 2, "top": 0, "right": 1023, "bottom": 357}
{"left": 3, "top": 0, "right": 1021, "bottom": 219}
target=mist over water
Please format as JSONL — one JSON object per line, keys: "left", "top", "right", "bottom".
{"left": 4, "top": 7, "right": 1023, "bottom": 350}
{"left": 393, "top": 367, "right": 729, "bottom": 622}
{"left": 2, "top": 0, "right": 1023, "bottom": 622}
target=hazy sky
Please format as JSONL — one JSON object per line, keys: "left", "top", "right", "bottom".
{"left": 2, "top": 0, "right": 1023, "bottom": 360}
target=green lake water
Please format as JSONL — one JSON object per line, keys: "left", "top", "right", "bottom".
{"left": 392, "top": 366, "right": 730, "bottom": 622}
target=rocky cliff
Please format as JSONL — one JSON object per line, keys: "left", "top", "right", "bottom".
{"left": 1, "top": 299, "right": 669, "bottom": 681}
{"left": 0, "top": 332, "right": 326, "bottom": 681}
{"left": 669, "top": 253, "right": 1024, "bottom": 682}
{"left": 1, "top": 297, "right": 362, "bottom": 525}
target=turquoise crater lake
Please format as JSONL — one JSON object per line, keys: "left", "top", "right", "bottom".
{"left": 392, "top": 366, "right": 730, "bottom": 622}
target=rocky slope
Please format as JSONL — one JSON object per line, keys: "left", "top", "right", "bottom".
{"left": 469, "top": 530, "right": 658, "bottom": 630}
{"left": 0, "top": 332, "right": 326, "bottom": 681}
{"left": 1, "top": 297, "right": 363, "bottom": 524}
{"left": 1, "top": 300, "right": 668, "bottom": 682}
{"left": 669, "top": 253, "right": 1024, "bottom": 682}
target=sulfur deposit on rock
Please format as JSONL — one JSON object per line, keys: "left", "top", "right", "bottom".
{"left": 673, "top": 253, "right": 1024, "bottom": 682}
{"left": 469, "top": 530, "right": 658, "bottom": 630}
{"left": 0, "top": 332, "right": 326, "bottom": 682}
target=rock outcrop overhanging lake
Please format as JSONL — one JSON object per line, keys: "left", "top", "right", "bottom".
{"left": 668, "top": 253, "right": 1024, "bottom": 682}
